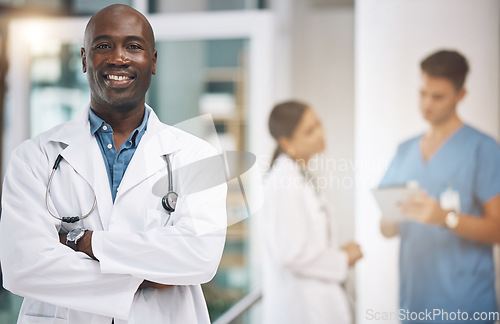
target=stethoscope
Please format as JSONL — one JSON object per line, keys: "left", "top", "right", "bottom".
{"left": 160, "top": 154, "right": 178, "bottom": 213}
{"left": 46, "top": 153, "right": 178, "bottom": 223}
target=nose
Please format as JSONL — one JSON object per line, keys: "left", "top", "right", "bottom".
{"left": 106, "top": 46, "right": 130, "bottom": 66}
{"left": 316, "top": 124, "right": 325, "bottom": 140}
{"left": 420, "top": 94, "right": 431, "bottom": 110}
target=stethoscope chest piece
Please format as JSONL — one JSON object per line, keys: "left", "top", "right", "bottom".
{"left": 162, "top": 191, "right": 178, "bottom": 213}
{"left": 161, "top": 153, "right": 178, "bottom": 214}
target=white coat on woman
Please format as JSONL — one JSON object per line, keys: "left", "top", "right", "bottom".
{"left": 0, "top": 105, "right": 227, "bottom": 324}
{"left": 261, "top": 154, "right": 351, "bottom": 324}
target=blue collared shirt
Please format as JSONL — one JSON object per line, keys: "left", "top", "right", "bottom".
{"left": 89, "top": 108, "right": 150, "bottom": 202}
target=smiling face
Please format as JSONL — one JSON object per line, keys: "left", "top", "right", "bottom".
{"left": 81, "top": 5, "right": 157, "bottom": 113}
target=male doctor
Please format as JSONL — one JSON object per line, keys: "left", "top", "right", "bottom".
{"left": 0, "top": 4, "right": 227, "bottom": 324}
{"left": 380, "top": 50, "right": 500, "bottom": 323}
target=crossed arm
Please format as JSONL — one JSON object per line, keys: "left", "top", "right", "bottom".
{"left": 59, "top": 231, "right": 173, "bottom": 290}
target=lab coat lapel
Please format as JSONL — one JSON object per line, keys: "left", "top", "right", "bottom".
{"left": 115, "top": 108, "right": 181, "bottom": 198}
{"left": 48, "top": 107, "right": 113, "bottom": 230}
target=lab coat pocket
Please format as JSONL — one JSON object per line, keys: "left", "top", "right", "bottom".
{"left": 20, "top": 315, "right": 67, "bottom": 324}
{"left": 146, "top": 209, "right": 171, "bottom": 229}
{"left": 21, "top": 299, "right": 68, "bottom": 324}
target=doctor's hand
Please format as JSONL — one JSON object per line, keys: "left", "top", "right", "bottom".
{"left": 341, "top": 242, "right": 363, "bottom": 267}
{"left": 380, "top": 220, "right": 399, "bottom": 238}
{"left": 400, "top": 193, "right": 446, "bottom": 226}
{"left": 139, "top": 280, "right": 174, "bottom": 290}
{"left": 59, "top": 233, "right": 66, "bottom": 245}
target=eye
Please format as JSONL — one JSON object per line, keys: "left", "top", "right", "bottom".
{"left": 128, "top": 44, "right": 142, "bottom": 50}
{"left": 94, "top": 43, "right": 110, "bottom": 50}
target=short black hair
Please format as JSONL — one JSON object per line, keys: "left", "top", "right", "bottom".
{"left": 420, "top": 50, "right": 469, "bottom": 91}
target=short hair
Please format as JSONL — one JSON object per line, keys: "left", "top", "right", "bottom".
{"left": 420, "top": 50, "right": 469, "bottom": 90}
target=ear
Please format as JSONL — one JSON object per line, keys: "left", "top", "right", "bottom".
{"left": 81, "top": 47, "right": 87, "bottom": 73}
{"left": 457, "top": 87, "right": 466, "bottom": 102}
{"left": 152, "top": 49, "right": 157, "bottom": 75}
{"left": 278, "top": 136, "right": 292, "bottom": 154}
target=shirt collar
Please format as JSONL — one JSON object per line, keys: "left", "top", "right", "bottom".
{"left": 130, "top": 107, "right": 150, "bottom": 147}
{"left": 89, "top": 108, "right": 107, "bottom": 136}
{"left": 88, "top": 107, "right": 151, "bottom": 148}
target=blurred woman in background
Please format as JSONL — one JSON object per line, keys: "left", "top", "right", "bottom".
{"left": 261, "top": 100, "right": 363, "bottom": 324}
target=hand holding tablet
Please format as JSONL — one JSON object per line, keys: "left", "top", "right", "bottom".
{"left": 371, "top": 183, "right": 423, "bottom": 222}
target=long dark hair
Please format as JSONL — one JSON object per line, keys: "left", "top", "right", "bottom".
{"left": 268, "top": 100, "right": 309, "bottom": 168}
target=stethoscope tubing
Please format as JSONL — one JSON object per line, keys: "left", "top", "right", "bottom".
{"left": 45, "top": 154, "right": 97, "bottom": 223}
{"left": 46, "top": 153, "right": 177, "bottom": 223}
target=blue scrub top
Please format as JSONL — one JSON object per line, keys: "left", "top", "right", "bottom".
{"left": 380, "top": 124, "right": 500, "bottom": 324}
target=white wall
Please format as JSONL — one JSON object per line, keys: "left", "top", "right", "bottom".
{"left": 355, "top": 0, "right": 500, "bottom": 323}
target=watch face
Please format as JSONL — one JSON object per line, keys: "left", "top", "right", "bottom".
{"left": 67, "top": 228, "right": 85, "bottom": 241}
{"left": 445, "top": 212, "right": 459, "bottom": 229}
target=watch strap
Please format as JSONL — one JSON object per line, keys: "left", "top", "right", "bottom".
{"left": 67, "top": 238, "right": 78, "bottom": 251}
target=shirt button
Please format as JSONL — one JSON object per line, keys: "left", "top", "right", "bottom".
{"left": 107, "top": 144, "right": 113, "bottom": 149}
{"left": 102, "top": 125, "right": 108, "bottom": 131}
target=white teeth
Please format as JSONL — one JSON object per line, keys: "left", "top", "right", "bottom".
{"left": 107, "top": 75, "right": 131, "bottom": 81}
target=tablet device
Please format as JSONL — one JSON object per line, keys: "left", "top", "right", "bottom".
{"left": 371, "top": 185, "right": 423, "bottom": 221}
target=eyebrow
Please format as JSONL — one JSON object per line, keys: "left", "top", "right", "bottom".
{"left": 91, "top": 35, "right": 148, "bottom": 45}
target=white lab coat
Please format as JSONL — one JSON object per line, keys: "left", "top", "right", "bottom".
{"left": 0, "top": 106, "right": 227, "bottom": 324}
{"left": 261, "top": 154, "right": 351, "bottom": 324}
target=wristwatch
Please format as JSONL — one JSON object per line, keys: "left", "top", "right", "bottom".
{"left": 66, "top": 228, "right": 87, "bottom": 251}
{"left": 445, "top": 211, "right": 460, "bottom": 229}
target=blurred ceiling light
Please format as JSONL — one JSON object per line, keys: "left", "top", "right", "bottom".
{"left": 21, "top": 20, "right": 46, "bottom": 45}
{"left": 20, "top": 20, "right": 60, "bottom": 56}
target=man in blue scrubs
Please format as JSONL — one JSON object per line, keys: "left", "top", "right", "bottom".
{"left": 380, "top": 50, "right": 500, "bottom": 323}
